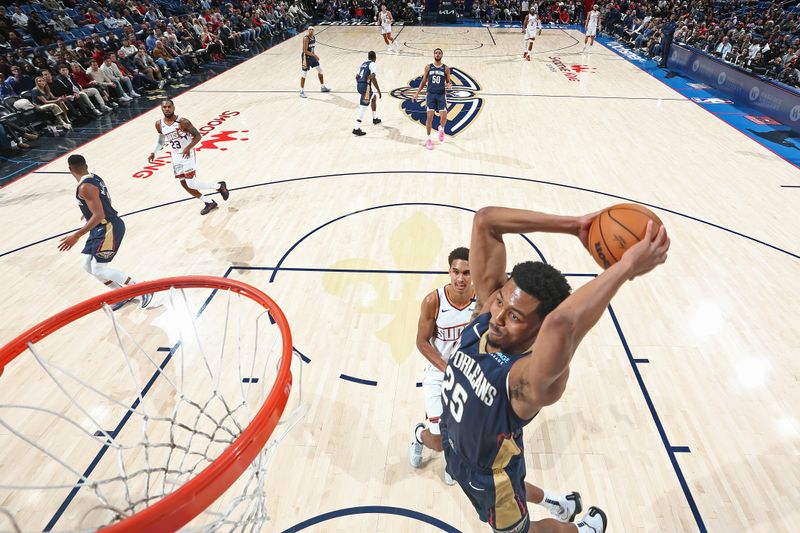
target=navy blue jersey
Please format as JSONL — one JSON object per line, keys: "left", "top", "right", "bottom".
{"left": 76, "top": 174, "right": 118, "bottom": 222}
{"left": 356, "top": 60, "right": 374, "bottom": 85}
{"left": 427, "top": 63, "right": 447, "bottom": 94}
{"left": 440, "top": 312, "right": 534, "bottom": 473}
{"left": 304, "top": 35, "right": 316, "bottom": 55}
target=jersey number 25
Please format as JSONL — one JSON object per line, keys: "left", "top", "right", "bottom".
{"left": 442, "top": 366, "right": 468, "bottom": 423}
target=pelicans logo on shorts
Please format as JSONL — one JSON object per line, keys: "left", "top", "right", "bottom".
{"left": 390, "top": 68, "right": 483, "bottom": 136}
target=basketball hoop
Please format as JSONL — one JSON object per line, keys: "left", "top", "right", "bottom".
{"left": 0, "top": 276, "right": 304, "bottom": 532}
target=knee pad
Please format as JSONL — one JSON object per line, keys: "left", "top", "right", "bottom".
{"left": 301, "top": 70, "right": 308, "bottom": 79}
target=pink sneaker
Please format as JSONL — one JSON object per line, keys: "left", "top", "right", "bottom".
{"left": 438, "top": 129, "right": 445, "bottom": 142}
{"left": 425, "top": 139, "right": 434, "bottom": 150}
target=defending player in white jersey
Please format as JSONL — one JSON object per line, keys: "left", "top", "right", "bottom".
{"left": 522, "top": 7, "right": 542, "bottom": 61}
{"left": 409, "top": 247, "right": 476, "bottom": 485}
{"left": 378, "top": 4, "right": 398, "bottom": 53}
{"left": 148, "top": 99, "right": 229, "bottom": 216}
{"left": 583, "top": 4, "right": 601, "bottom": 53}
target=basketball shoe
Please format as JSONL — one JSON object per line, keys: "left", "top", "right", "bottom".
{"left": 541, "top": 491, "right": 582, "bottom": 522}
{"left": 200, "top": 200, "right": 218, "bottom": 215}
{"left": 218, "top": 181, "right": 230, "bottom": 201}
{"left": 408, "top": 423, "right": 425, "bottom": 467}
{"left": 425, "top": 139, "right": 434, "bottom": 150}
{"left": 575, "top": 507, "right": 607, "bottom": 533}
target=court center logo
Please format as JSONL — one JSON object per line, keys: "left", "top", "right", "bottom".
{"left": 390, "top": 67, "right": 483, "bottom": 136}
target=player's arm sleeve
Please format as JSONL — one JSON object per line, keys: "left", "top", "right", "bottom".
{"left": 152, "top": 134, "right": 165, "bottom": 153}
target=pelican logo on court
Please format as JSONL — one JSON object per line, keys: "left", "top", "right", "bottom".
{"left": 749, "top": 86, "right": 760, "bottom": 102}
{"left": 390, "top": 67, "right": 483, "bottom": 136}
{"left": 791, "top": 105, "right": 800, "bottom": 122}
{"left": 717, "top": 72, "right": 727, "bottom": 86}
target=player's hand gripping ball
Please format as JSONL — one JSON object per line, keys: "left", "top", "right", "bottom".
{"left": 588, "top": 203, "right": 663, "bottom": 268}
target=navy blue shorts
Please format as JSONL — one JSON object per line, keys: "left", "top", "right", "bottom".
{"left": 443, "top": 438, "right": 530, "bottom": 532}
{"left": 302, "top": 53, "right": 319, "bottom": 71}
{"left": 357, "top": 83, "right": 373, "bottom": 106}
{"left": 426, "top": 91, "right": 447, "bottom": 112}
{"left": 82, "top": 218, "right": 125, "bottom": 263}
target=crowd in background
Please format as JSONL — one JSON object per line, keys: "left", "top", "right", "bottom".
{"left": 601, "top": 0, "right": 800, "bottom": 87}
{"left": 1, "top": 0, "right": 797, "bottom": 155}
{"left": 0, "top": 0, "right": 312, "bottom": 155}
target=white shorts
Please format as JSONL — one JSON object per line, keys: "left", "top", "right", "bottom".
{"left": 172, "top": 150, "right": 197, "bottom": 179}
{"left": 422, "top": 367, "right": 444, "bottom": 434}
{"left": 381, "top": 24, "right": 392, "bottom": 35}
{"left": 525, "top": 30, "right": 538, "bottom": 41}
{"left": 586, "top": 23, "right": 597, "bottom": 37}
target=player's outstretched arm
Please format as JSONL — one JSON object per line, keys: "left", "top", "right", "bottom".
{"left": 470, "top": 207, "right": 587, "bottom": 306}
{"left": 415, "top": 292, "right": 447, "bottom": 372}
{"left": 508, "top": 221, "right": 670, "bottom": 420}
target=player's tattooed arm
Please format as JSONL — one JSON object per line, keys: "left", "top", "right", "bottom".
{"left": 179, "top": 118, "right": 201, "bottom": 157}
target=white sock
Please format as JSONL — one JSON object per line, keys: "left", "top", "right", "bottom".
{"left": 372, "top": 111, "right": 377, "bottom": 119}
{"left": 354, "top": 119, "right": 362, "bottom": 130}
{"left": 537, "top": 490, "right": 560, "bottom": 511}
{"left": 355, "top": 105, "right": 367, "bottom": 129}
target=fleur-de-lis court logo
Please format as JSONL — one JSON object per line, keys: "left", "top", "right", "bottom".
{"left": 390, "top": 67, "right": 483, "bottom": 136}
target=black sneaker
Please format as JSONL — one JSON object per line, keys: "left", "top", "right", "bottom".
{"left": 372, "top": 117, "right": 382, "bottom": 124}
{"left": 352, "top": 128, "right": 366, "bottom": 136}
{"left": 200, "top": 200, "right": 218, "bottom": 215}
{"left": 218, "top": 181, "right": 230, "bottom": 201}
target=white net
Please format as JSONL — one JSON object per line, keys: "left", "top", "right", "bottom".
{"left": 0, "top": 281, "right": 305, "bottom": 532}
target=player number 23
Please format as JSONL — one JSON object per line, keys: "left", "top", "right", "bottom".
{"left": 442, "top": 366, "right": 467, "bottom": 423}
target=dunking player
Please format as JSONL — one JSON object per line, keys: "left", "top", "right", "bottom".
{"left": 522, "top": 7, "right": 542, "bottom": 61}
{"left": 299, "top": 27, "right": 330, "bottom": 98}
{"left": 148, "top": 99, "right": 229, "bottom": 216}
{"left": 408, "top": 247, "right": 476, "bottom": 485}
{"left": 583, "top": 5, "right": 601, "bottom": 53}
{"left": 412, "top": 48, "right": 450, "bottom": 151}
{"left": 352, "top": 51, "right": 382, "bottom": 136}
{"left": 378, "top": 4, "right": 399, "bottom": 53}
{"left": 58, "top": 154, "right": 152, "bottom": 310}
{"left": 440, "top": 206, "right": 670, "bottom": 532}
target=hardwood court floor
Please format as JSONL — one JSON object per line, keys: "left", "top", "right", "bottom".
{"left": 0, "top": 26, "right": 798, "bottom": 532}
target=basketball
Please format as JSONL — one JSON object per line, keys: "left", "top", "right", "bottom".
{"left": 587, "top": 203, "right": 663, "bottom": 268}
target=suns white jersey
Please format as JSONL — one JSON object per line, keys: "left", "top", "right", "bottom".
{"left": 526, "top": 14, "right": 542, "bottom": 35}
{"left": 160, "top": 116, "right": 193, "bottom": 155}
{"left": 427, "top": 285, "right": 477, "bottom": 369}
{"left": 587, "top": 10, "right": 600, "bottom": 28}
{"left": 379, "top": 11, "right": 392, "bottom": 26}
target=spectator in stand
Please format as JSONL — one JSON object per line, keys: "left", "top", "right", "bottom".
{"left": 115, "top": 49, "right": 164, "bottom": 89}
{"left": 10, "top": 7, "right": 28, "bottom": 28}
{"left": 88, "top": 59, "right": 132, "bottom": 102}
{"left": 152, "top": 39, "right": 187, "bottom": 77}
{"left": 50, "top": 66, "right": 104, "bottom": 118}
{"left": 133, "top": 45, "right": 167, "bottom": 82}
{"left": 50, "top": 11, "right": 78, "bottom": 32}
{"left": 659, "top": 14, "right": 678, "bottom": 67}
{"left": 202, "top": 31, "right": 225, "bottom": 61}
{"left": 59, "top": 63, "right": 112, "bottom": 112}
{"left": 71, "top": 61, "right": 117, "bottom": 107}
{"left": 715, "top": 35, "right": 732, "bottom": 61}
{"left": 31, "top": 76, "right": 73, "bottom": 130}
{"left": 7, "top": 65, "right": 35, "bottom": 94}
{"left": 100, "top": 56, "right": 141, "bottom": 98}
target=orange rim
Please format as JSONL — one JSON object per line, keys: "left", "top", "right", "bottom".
{"left": 0, "top": 276, "right": 294, "bottom": 532}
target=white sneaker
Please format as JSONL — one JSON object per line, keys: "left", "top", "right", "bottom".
{"left": 408, "top": 423, "right": 424, "bottom": 468}
{"left": 544, "top": 491, "right": 582, "bottom": 522}
{"left": 576, "top": 507, "right": 607, "bottom": 533}
{"left": 299, "top": 90, "right": 307, "bottom": 98}
{"left": 444, "top": 470, "right": 456, "bottom": 486}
